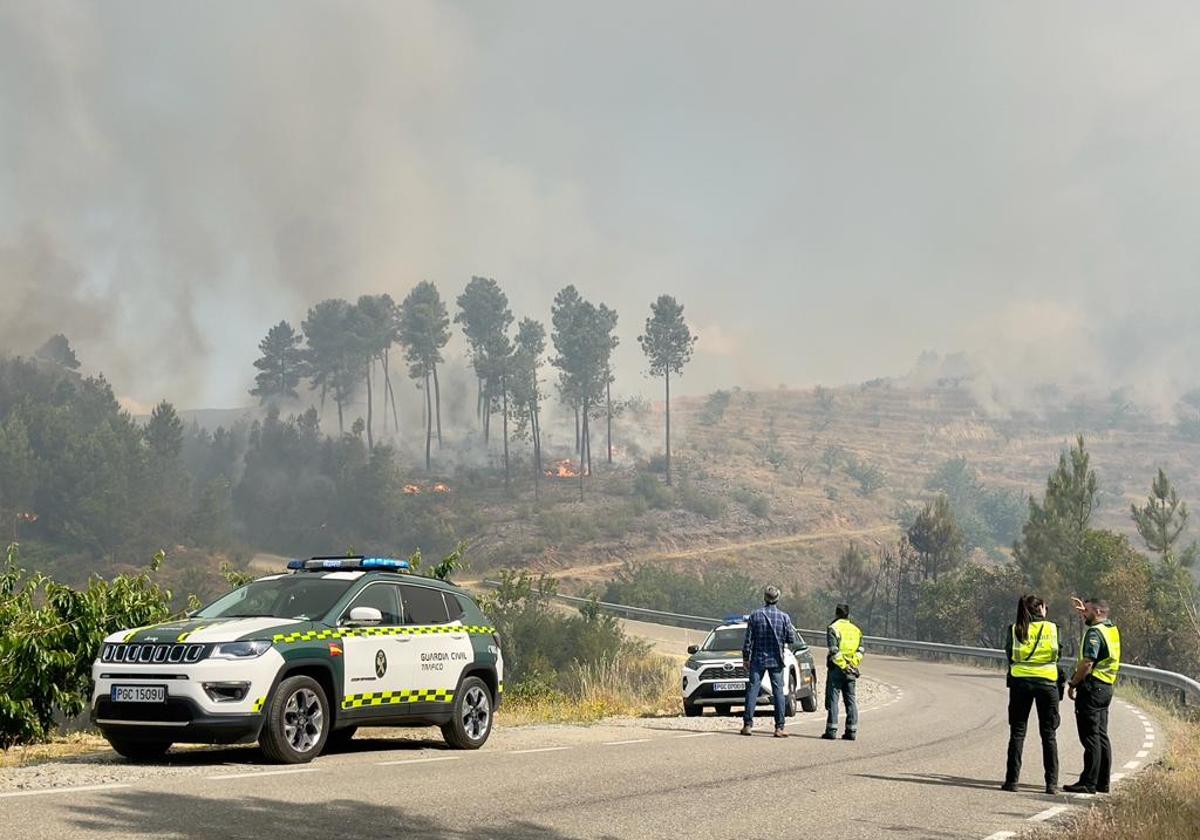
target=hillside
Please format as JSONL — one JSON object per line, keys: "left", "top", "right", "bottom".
{"left": 469, "top": 381, "right": 1200, "bottom": 596}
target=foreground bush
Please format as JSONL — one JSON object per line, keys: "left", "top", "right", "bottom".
{"left": 0, "top": 544, "right": 182, "bottom": 747}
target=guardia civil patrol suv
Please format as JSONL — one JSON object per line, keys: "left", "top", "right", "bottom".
{"left": 91, "top": 556, "right": 502, "bottom": 763}
{"left": 680, "top": 616, "right": 818, "bottom": 717}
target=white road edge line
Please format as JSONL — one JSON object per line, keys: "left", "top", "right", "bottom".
{"left": 1111, "top": 773, "right": 1126, "bottom": 782}
{"left": 1123, "top": 760, "right": 1140, "bottom": 770}
{"left": 377, "top": 755, "right": 461, "bottom": 767}
{"left": 674, "top": 732, "right": 715, "bottom": 739}
{"left": 1029, "top": 804, "right": 1070, "bottom": 823}
{"left": 604, "top": 738, "right": 651, "bottom": 746}
{"left": 1136, "top": 750, "right": 1149, "bottom": 758}
{"left": 1143, "top": 742, "right": 1154, "bottom": 750}
{"left": 207, "top": 768, "right": 320, "bottom": 780}
{"left": 982, "top": 832, "right": 1017, "bottom": 840}
{"left": 0, "top": 783, "right": 131, "bottom": 799}
{"left": 511, "top": 746, "right": 570, "bottom": 754}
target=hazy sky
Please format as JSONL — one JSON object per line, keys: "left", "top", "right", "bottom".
{"left": 3, "top": 2, "right": 1199, "bottom": 415}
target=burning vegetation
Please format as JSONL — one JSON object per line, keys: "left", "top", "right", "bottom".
{"left": 544, "top": 459, "right": 583, "bottom": 479}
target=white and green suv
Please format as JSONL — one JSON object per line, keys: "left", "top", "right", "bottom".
{"left": 91, "top": 556, "right": 503, "bottom": 763}
{"left": 680, "top": 616, "right": 818, "bottom": 717}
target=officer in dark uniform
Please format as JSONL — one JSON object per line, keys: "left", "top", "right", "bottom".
{"left": 1063, "top": 597, "right": 1121, "bottom": 795}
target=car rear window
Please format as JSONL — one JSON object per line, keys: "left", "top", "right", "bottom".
{"left": 401, "top": 584, "right": 450, "bottom": 625}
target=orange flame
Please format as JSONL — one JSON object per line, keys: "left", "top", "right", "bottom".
{"left": 432, "top": 483, "right": 450, "bottom": 493}
{"left": 403, "top": 484, "right": 421, "bottom": 495}
{"left": 545, "top": 459, "right": 581, "bottom": 478}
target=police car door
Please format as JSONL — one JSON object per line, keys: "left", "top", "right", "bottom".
{"left": 338, "top": 582, "right": 405, "bottom": 708}
{"left": 399, "top": 583, "right": 471, "bottom": 703}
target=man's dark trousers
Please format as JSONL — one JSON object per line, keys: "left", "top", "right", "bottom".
{"left": 1074, "top": 679, "right": 1113, "bottom": 790}
{"left": 743, "top": 665, "right": 786, "bottom": 728}
{"left": 825, "top": 666, "right": 858, "bottom": 735}
{"left": 1005, "top": 678, "right": 1059, "bottom": 787}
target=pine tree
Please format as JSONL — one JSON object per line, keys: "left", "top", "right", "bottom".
{"left": 249, "top": 321, "right": 305, "bottom": 404}
{"left": 1132, "top": 468, "right": 1196, "bottom": 567}
{"left": 637, "top": 295, "right": 697, "bottom": 486}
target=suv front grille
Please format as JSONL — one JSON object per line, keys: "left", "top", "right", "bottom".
{"left": 101, "top": 643, "right": 208, "bottom": 664}
{"left": 700, "top": 664, "right": 748, "bottom": 681}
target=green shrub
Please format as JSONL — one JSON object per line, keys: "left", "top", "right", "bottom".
{"left": 675, "top": 478, "right": 726, "bottom": 520}
{"left": 632, "top": 472, "right": 674, "bottom": 510}
{"left": 0, "top": 544, "right": 185, "bottom": 747}
{"left": 477, "top": 571, "right": 643, "bottom": 687}
{"left": 733, "top": 488, "right": 770, "bottom": 518}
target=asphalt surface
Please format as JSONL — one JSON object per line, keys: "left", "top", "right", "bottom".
{"left": 0, "top": 626, "right": 1160, "bottom": 840}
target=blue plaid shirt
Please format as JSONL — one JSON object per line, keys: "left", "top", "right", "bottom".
{"left": 742, "top": 604, "right": 796, "bottom": 670}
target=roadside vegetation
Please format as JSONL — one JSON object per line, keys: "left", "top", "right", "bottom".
{"left": 1030, "top": 694, "right": 1200, "bottom": 840}
{"left": 478, "top": 571, "right": 676, "bottom": 724}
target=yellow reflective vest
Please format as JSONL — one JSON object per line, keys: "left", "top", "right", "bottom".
{"left": 1079, "top": 621, "right": 1121, "bottom": 685}
{"left": 829, "top": 618, "right": 864, "bottom": 670}
{"left": 1009, "top": 620, "right": 1059, "bottom": 681}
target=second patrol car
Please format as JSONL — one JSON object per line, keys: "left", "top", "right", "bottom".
{"left": 91, "top": 556, "right": 502, "bottom": 763}
{"left": 681, "top": 616, "right": 818, "bottom": 717}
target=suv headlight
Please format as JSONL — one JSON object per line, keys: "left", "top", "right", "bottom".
{"left": 211, "top": 640, "right": 272, "bottom": 660}
{"left": 684, "top": 658, "right": 702, "bottom": 672}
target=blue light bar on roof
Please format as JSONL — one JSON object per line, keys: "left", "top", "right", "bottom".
{"left": 722, "top": 614, "right": 748, "bottom": 624}
{"left": 294, "top": 556, "right": 412, "bottom": 572}
{"left": 362, "top": 557, "right": 410, "bottom": 570}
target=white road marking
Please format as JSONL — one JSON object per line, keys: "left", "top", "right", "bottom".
{"left": 511, "top": 746, "right": 570, "bottom": 754}
{"left": 1029, "top": 805, "right": 1070, "bottom": 823}
{"left": 0, "top": 783, "right": 131, "bottom": 799}
{"left": 1143, "top": 742, "right": 1154, "bottom": 750}
{"left": 1111, "top": 773, "right": 1126, "bottom": 782}
{"left": 1123, "top": 760, "right": 1140, "bottom": 770}
{"left": 604, "top": 738, "right": 651, "bottom": 746}
{"left": 377, "top": 755, "right": 460, "bottom": 766}
{"left": 982, "top": 832, "right": 1016, "bottom": 840}
{"left": 207, "top": 768, "right": 319, "bottom": 780}
{"left": 674, "top": 732, "right": 715, "bottom": 739}
{"left": 1145, "top": 733, "right": 1156, "bottom": 741}
{"left": 1136, "top": 750, "right": 1149, "bottom": 758}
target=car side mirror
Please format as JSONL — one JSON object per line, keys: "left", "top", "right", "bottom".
{"left": 346, "top": 606, "right": 383, "bottom": 626}
{"left": 687, "top": 645, "right": 699, "bottom": 655}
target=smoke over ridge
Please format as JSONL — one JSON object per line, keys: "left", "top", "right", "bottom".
{"left": 3, "top": 2, "right": 1200, "bottom": 421}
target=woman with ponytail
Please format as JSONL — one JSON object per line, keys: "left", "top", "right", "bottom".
{"left": 1001, "top": 594, "right": 1062, "bottom": 794}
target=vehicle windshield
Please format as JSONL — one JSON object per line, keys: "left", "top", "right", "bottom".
{"left": 195, "top": 577, "right": 353, "bottom": 621}
{"left": 702, "top": 627, "right": 746, "bottom": 652}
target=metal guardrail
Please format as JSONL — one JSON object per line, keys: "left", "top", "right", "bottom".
{"left": 480, "top": 581, "right": 1200, "bottom": 705}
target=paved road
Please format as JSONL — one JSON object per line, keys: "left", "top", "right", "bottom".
{"left": 0, "top": 648, "right": 1159, "bottom": 840}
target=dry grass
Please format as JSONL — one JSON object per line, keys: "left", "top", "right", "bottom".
{"left": 1027, "top": 692, "right": 1200, "bottom": 840}
{"left": 497, "top": 652, "right": 679, "bottom": 726}
{"left": 0, "top": 732, "right": 111, "bottom": 768}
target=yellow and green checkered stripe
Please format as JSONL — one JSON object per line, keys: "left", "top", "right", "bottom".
{"left": 272, "top": 625, "right": 495, "bottom": 644}
{"left": 252, "top": 696, "right": 267, "bottom": 713}
{"left": 342, "top": 689, "right": 454, "bottom": 710}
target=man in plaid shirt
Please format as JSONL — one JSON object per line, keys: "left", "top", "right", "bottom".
{"left": 740, "top": 585, "right": 796, "bottom": 737}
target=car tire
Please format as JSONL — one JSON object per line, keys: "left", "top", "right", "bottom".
{"left": 259, "top": 675, "right": 330, "bottom": 764}
{"left": 683, "top": 700, "right": 702, "bottom": 717}
{"left": 107, "top": 736, "right": 172, "bottom": 761}
{"left": 441, "top": 676, "right": 493, "bottom": 750}
{"left": 325, "top": 725, "right": 358, "bottom": 751}
{"left": 801, "top": 689, "right": 819, "bottom": 713}
{"left": 784, "top": 674, "right": 797, "bottom": 718}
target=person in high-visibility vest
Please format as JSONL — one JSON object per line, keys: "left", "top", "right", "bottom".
{"left": 1001, "top": 594, "right": 1062, "bottom": 794}
{"left": 822, "top": 603, "right": 864, "bottom": 741}
{"left": 1064, "top": 597, "right": 1121, "bottom": 795}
